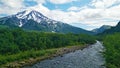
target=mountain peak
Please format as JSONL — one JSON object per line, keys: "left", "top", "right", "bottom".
{"left": 101, "top": 25, "right": 111, "bottom": 28}
{"left": 15, "top": 9, "right": 50, "bottom": 23}
{"left": 16, "top": 9, "right": 39, "bottom": 16}
{"left": 116, "top": 21, "right": 120, "bottom": 26}
{"left": 0, "top": 10, "right": 94, "bottom": 34}
{"left": 92, "top": 25, "right": 111, "bottom": 34}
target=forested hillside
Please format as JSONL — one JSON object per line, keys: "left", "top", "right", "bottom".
{"left": 102, "top": 21, "right": 120, "bottom": 34}
{"left": 0, "top": 28, "right": 96, "bottom": 66}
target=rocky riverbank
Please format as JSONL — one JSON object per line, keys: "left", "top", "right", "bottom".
{"left": 3, "top": 45, "right": 88, "bottom": 68}
{"left": 24, "top": 41, "right": 105, "bottom": 68}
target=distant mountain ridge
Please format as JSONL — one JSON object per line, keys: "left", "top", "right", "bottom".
{"left": 0, "top": 10, "right": 94, "bottom": 34}
{"left": 101, "top": 21, "right": 120, "bottom": 34}
{"left": 92, "top": 25, "right": 111, "bottom": 34}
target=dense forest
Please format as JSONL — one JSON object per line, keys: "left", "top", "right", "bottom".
{"left": 103, "top": 33, "right": 120, "bottom": 68}
{"left": 0, "top": 28, "right": 96, "bottom": 65}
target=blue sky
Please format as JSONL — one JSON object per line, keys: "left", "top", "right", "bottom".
{"left": 0, "top": 0, "right": 120, "bottom": 30}
{"left": 43, "top": 0, "right": 91, "bottom": 11}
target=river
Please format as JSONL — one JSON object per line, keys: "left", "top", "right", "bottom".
{"left": 24, "top": 41, "right": 105, "bottom": 68}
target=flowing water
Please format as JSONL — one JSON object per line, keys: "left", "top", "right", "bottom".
{"left": 24, "top": 41, "right": 105, "bottom": 68}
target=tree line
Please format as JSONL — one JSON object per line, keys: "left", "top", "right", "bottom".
{"left": 0, "top": 28, "right": 96, "bottom": 55}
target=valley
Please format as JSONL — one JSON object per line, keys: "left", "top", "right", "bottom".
{"left": 0, "top": 9, "right": 120, "bottom": 68}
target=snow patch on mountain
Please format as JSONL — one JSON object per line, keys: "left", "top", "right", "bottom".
{"left": 19, "top": 20, "right": 23, "bottom": 27}
{"left": 14, "top": 10, "right": 58, "bottom": 27}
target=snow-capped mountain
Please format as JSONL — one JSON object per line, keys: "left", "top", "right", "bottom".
{"left": 11, "top": 10, "right": 57, "bottom": 27}
{"left": 16, "top": 10, "right": 56, "bottom": 22}
{"left": 0, "top": 10, "right": 94, "bottom": 34}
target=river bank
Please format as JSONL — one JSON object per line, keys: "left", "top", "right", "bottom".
{"left": 24, "top": 41, "right": 105, "bottom": 68}
{"left": 2, "top": 44, "right": 88, "bottom": 68}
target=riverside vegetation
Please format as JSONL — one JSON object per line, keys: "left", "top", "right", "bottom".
{"left": 97, "top": 21, "right": 120, "bottom": 68}
{"left": 0, "top": 27, "right": 96, "bottom": 67}
{"left": 1, "top": 26, "right": 120, "bottom": 68}
{"left": 103, "top": 33, "right": 120, "bottom": 68}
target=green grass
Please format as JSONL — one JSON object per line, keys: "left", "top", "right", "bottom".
{"left": 0, "top": 28, "right": 96, "bottom": 67}
{"left": 0, "top": 49, "right": 57, "bottom": 66}
{"left": 0, "top": 45, "right": 84, "bottom": 67}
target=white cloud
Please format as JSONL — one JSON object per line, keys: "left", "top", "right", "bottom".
{"left": 0, "top": 0, "right": 47, "bottom": 15}
{"left": 25, "top": 3, "right": 119, "bottom": 30}
{"left": 104, "top": 5, "right": 120, "bottom": 19}
{"left": 49, "top": 0, "right": 77, "bottom": 4}
{"left": 46, "top": 10, "right": 81, "bottom": 23}
{"left": 69, "top": 19, "right": 118, "bottom": 30}
{"left": 67, "top": 6, "right": 80, "bottom": 11}
{"left": 27, "top": 4, "right": 50, "bottom": 16}
{"left": 91, "top": 0, "right": 120, "bottom": 8}
{"left": 0, "top": 0, "right": 25, "bottom": 14}
{"left": 46, "top": 0, "right": 120, "bottom": 30}
{"left": 0, "top": 0, "right": 24, "bottom": 8}
{"left": 67, "top": 6, "right": 87, "bottom": 11}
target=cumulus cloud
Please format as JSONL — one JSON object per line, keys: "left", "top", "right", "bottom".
{"left": 46, "top": 0, "right": 120, "bottom": 30}
{"left": 67, "top": 6, "right": 85, "bottom": 11}
{"left": 0, "top": 0, "right": 24, "bottom": 8}
{"left": 67, "top": 6, "right": 79, "bottom": 11}
{"left": 0, "top": 0, "right": 47, "bottom": 15}
{"left": 49, "top": 0, "right": 77, "bottom": 4}
{"left": 27, "top": 4, "right": 50, "bottom": 16}
{"left": 104, "top": 5, "right": 120, "bottom": 19}
{"left": 91, "top": 0, "right": 120, "bottom": 8}
{"left": 0, "top": 0, "right": 25, "bottom": 14}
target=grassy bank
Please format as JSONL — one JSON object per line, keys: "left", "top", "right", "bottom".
{"left": 0, "top": 48, "right": 57, "bottom": 68}
{"left": 0, "top": 45, "right": 86, "bottom": 68}
{"left": 103, "top": 33, "right": 120, "bottom": 68}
